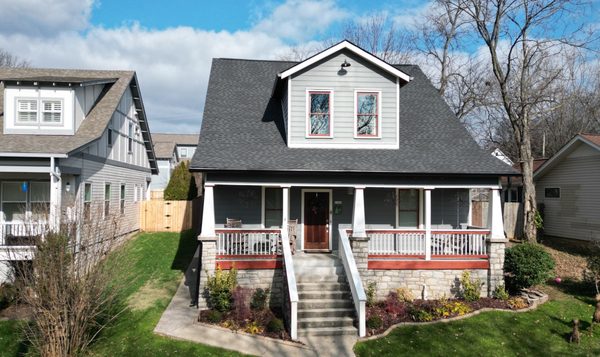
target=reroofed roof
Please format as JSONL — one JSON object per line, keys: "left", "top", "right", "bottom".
{"left": 191, "top": 58, "right": 517, "bottom": 176}
{"left": 0, "top": 67, "right": 158, "bottom": 173}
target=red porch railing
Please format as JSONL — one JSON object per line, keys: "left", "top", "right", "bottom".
{"left": 215, "top": 229, "right": 282, "bottom": 269}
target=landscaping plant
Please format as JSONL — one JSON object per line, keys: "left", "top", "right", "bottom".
{"left": 163, "top": 161, "right": 198, "bottom": 200}
{"left": 0, "top": 282, "right": 17, "bottom": 311}
{"left": 266, "top": 318, "right": 284, "bottom": 333}
{"left": 206, "top": 266, "right": 237, "bottom": 312}
{"left": 367, "top": 315, "right": 383, "bottom": 330}
{"left": 366, "top": 281, "right": 377, "bottom": 307}
{"left": 231, "top": 286, "right": 252, "bottom": 322}
{"left": 493, "top": 284, "right": 510, "bottom": 301}
{"left": 460, "top": 271, "right": 482, "bottom": 302}
{"left": 504, "top": 243, "right": 555, "bottom": 291}
{"left": 250, "top": 288, "right": 270, "bottom": 310}
{"left": 395, "top": 287, "right": 414, "bottom": 303}
{"left": 384, "top": 291, "right": 407, "bottom": 317}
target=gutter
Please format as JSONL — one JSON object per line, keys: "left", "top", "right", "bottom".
{"left": 0, "top": 153, "right": 68, "bottom": 158}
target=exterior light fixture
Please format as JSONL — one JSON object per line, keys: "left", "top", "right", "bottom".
{"left": 66, "top": 182, "right": 71, "bottom": 192}
{"left": 341, "top": 59, "right": 351, "bottom": 68}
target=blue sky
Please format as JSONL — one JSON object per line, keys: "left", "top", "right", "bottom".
{"left": 0, "top": 0, "right": 597, "bottom": 134}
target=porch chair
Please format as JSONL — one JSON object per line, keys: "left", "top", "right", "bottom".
{"left": 224, "top": 218, "right": 245, "bottom": 254}
{"left": 225, "top": 218, "right": 242, "bottom": 228}
{"left": 288, "top": 219, "right": 298, "bottom": 254}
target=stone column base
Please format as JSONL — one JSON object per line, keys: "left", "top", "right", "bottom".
{"left": 197, "top": 236, "right": 217, "bottom": 310}
{"left": 487, "top": 238, "right": 507, "bottom": 296}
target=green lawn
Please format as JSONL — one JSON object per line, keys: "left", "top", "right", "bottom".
{"left": 355, "top": 282, "right": 600, "bottom": 356}
{"left": 1, "top": 231, "right": 244, "bottom": 357}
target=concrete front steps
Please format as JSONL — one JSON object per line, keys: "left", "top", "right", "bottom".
{"left": 293, "top": 253, "right": 357, "bottom": 337}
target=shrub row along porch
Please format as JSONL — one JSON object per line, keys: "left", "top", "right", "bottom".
{"left": 196, "top": 174, "right": 507, "bottom": 339}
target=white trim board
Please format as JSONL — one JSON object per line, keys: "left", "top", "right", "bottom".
{"left": 534, "top": 134, "right": 600, "bottom": 179}
{"left": 300, "top": 188, "right": 333, "bottom": 251}
{"left": 206, "top": 181, "right": 501, "bottom": 190}
{"left": 278, "top": 40, "right": 412, "bottom": 83}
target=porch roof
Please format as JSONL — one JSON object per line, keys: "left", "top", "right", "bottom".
{"left": 191, "top": 59, "right": 517, "bottom": 176}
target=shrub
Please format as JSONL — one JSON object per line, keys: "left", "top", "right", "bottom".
{"left": 266, "top": 318, "right": 284, "bottom": 333}
{"left": 206, "top": 266, "right": 237, "bottom": 312}
{"left": 245, "top": 320, "right": 263, "bottom": 334}
{"left": 410, "top": 308, "right": 434, "bottom": 322}
{"left": 460, "top": 271, "right": 483, "bottom": 302}
{"left": 395, "top": 287, "right": 414, "bottom": 303}
{"left": 504, "top": 243, "right": 555, "bottom": 291}
{"left": 433, "top": 300, "right": 472, "bottom": 319}
{"left": 366, "top": 315, "right": 383, "bottom": 330}
{"left": 206, "top": 310, "right": 223, "bottom": 323}
{"left": 384, "top": 292, "right": 407, "bottom": 317}
{"left": 586, "top": 254, "right": 600, "bottom": 294}
{"left": 163, "top": 161, "right": 198, "bottom": 200}
{"left": 232, "top": 286, "right": 252, "bottom": 322}
{"left": 250, "top": 288, "right": 270, "bottom": 310}
{"left": 493, "top": 284, "right": 510, "bottom": 301}
{"left": 0, "top": 282, "right": 17, "bottom": 310}
{"left": 366, "top": 281, "right": 377, "bottom": 307}
{"left": 507, "top": 297, "right": 528, "bottom": 310}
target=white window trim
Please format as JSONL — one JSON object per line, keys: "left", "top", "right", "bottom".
{"left": 544, "top": 186, "right": 561, "bottom": 199}
{"left": 40, "top": 99, "right": 64, "bottom": 126}
{"left": 127, "top": 122, "right": 134, "bottom": 154}
{"left": 1, "top": 181, "right": 29, "bottom": 222}
{"left": 15, "top": 97, "right": 40, "bottom": 125}
{"left": 395, "top": 188, "right": 421, "bottom": 229}
{"left": 354, "top": 89, "right": 382, "bottom": 139}
{"left": 83, "top": 182, "right": 92, "bottom": 220}
{"left": 103, "top": 182, "right": 111, "bottom": 219}
{"left": 119, "top": 183, "right": 126, "bottom": 215}
{"left": 305, "top": 88, "right": 334, "bottom": 139}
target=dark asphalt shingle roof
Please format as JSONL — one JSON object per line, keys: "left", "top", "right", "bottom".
{"left": 191, "top": 58, "right": 517, "bottom": 175}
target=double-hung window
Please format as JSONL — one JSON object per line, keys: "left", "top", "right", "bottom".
{"left": 16, "top": 99, "right": 38, "bottom": 123}
{"left": 30, "top": 182, "right": 50, "bottom": 220}
{"left": 104, "top": 184, "right": 111, "bottom": 218}
{"left": 41, "top": 100, "right": 62, "bottom": 123}
{"left": 2, "top": 182, "right": 27, "bottom": 221}
{"left": 84, "top": 183, "right": 92, "bottom": 220}
{"left": 307, "top": 91, "right": 332, "bottom": 137}
{"left": 264, "top": 188, "right": 283, "bottom": 228}
{"left": 120, "top": 184, "right": 126, "bottom": 214}
{"left": 397, "top": 189, "right": 419, "bottom": 228}
{"left": 128, "top": 123, "right": 133, "bottom": 153}
{"left": 355, "top": 91, "right": 380, "bottom": 137}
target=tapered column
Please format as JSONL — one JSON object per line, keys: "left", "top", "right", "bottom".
{"left": 352, "top": 186, "right": 367, "bottom": 238}
{"left": 487, "top": 188, "right": 506, "bottom": 295}
{"left": 198, "top": 183, "right": 217, "bottom": 309}
{"left": 487, "top": 188, "right": 505, "bottom": 239}
{"left": 424, "top": 188, "right": 432, "bottom": 260}
{"left": 199, "top": 184, "right": 216, "bottom": 239}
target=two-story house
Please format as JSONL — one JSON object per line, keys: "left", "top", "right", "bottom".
{"left": 149, "top": 133, "right": 199, "bottom": 196}
{"left": 190, "top": 41, "right": 516, "bottom": 339}
{"left": 0, "top": 68, "right": 158, "bottom": 282}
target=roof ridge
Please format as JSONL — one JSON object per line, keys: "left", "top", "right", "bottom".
{"left": 216, "top": 58, "right": 298, "bottom": 63}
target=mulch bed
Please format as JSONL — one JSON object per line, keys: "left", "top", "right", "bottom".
{"left": 366, "top": 297, "right": 530, "bottom": 336}
{"left": 0, "top": 303, "right": 32, "bottom": 320}
{"left": 198, "top": 307, "right": 292, "bottom": 341}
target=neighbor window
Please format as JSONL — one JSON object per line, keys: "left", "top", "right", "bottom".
{"left": 128, "top": 123, "right": 133, "bottom": 152}
{"left": 264, "top": 188, "right": 283, "bottom": 228}
{"left": 356, "top": 92, "right": 379, "bottom": 137}
{"left": 41, "top": 100, "right": 63, "bottom": 123}
{"left": 120, "top": 184, "right": 126, "bottom": 214}
{"left": 308, "top": 91, "right": 331, "bottom": 136}
{"left": 398, "top": 189, "right": 419, "bottom": 227}
{"left": 107, "top": 122, "right": 114, "bottom": 147}
{"left": 104, "top": 183, "right": 111, "bottom": 218}
{"left": 180, "top": 147, "right": 188, "bottom": 158}
{"left": 30, "top": 181, "right": 50, "bottom": 219}
{"left": 84, "top": 183, "right": 92, "bottom": 220}
{"left": 2, "top": 182, "right": 27, "bottom": 221}
{"left": 16, "top": 99, "right": 38, "bottom": 123}
{"left": 545, "top": 187, "right": 560, "bottom": 198}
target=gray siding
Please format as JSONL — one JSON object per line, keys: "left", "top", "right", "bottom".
{"left": 535, "top": 143, "right": 600, "bottom": 241}
{"left": 365, "top": 188, "right": 396, "bottom": 228}
{"left": 214, "top": 186, "right": 262, "bottom": 227}
{"left": 74, "top": 84, "right": 104, "bottom": 131}
{"left": 149, "top": 159, "right": 172, "bottom": 190}
{"left": 289, "top": 49, "right": 398, "bottom": 147}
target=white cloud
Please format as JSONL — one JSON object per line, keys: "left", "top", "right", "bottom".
{"left": 253, "top": 0, "right": 348, "bottom": 42}
{"left": 0, "top": 0, "right": 93, "bottom": 37}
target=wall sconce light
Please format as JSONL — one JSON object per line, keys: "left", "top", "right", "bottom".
{"left": 66, "top": 182, "right": 71, "bottom": 192}
{"left": 338, "top": 59, "right": 351, "bottom": 76}
{"left": 341, "top": 59, "right": 351, "bottom": 68}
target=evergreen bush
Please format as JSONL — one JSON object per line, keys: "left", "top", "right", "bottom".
{"left": 164, "top": 161, "right": 197, "bottom": 200}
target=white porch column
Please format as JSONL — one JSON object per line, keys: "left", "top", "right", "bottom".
{"left": 49, "top": 157, "right": 61, "bottom": 232}
{"left": 487, "top": 188, "right": 505, "bottom": 239}
{"left": 352, "top": 186, "right": 367, "bottom": 238}
{"left": 424, "top": 188, "right": 432, "bottom": 260}
{"left": 199, "top": 184, "right": 216, "bottom": 239}
{"left": 281, "top": 186, "right": 290, "bottom": 233}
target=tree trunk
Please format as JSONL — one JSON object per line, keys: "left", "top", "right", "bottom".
{"left": 519, "top": 129, "right": 537, "bottom": 242}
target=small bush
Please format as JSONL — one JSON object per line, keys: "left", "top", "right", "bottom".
{"left": 395, "top": 287, "right": 414, "bottom": 303}
{"left": 460, "top": 271, "right": 483, "bottom": 302}
{"left": 245, "top": 320, "right": 263, "bottom": 335}
{"left": 586, "top": 254, "right": 600, "bottom": 294}
{"left": 504, "top": 243, "right": 555, "bottom": 291}
{"left": 366, "top": 315, "right": 383, "bottom": 330}
{"left": 232, "top": 286, "right": 252, "bottom": 322}
{"left": 163, "top": 161, "right": 198, "bottom": 200}
{"left": 507, "top": 297, "right": 528, "bottom": 310}
{"left": 410, "top": 308, "right": 434, "bottom": 322}
{"left": 206, "top": 310, "right": 223, "bottom": 323}
{"left": 0, "top": 282, "right": 17, "bottom": 310}
{"left": 493, "top": 284, "right": 510, "bottom": 301}
{"left": 250, "top": 288, "right": 270, "bottom": 310}
{"left": 266, "top": 318, "right": 284, "bottom": 333}
{"left": 433, "top": 300, "right": 472, "bottom": 319}
{"left": 206, "top": 266, "right": 237, "bottom": 312}
{"left": 384, "top": 292, "right": 407, "bottom": 316}
{"left": 366, "top": 282, "right": 377, "bottom": 307}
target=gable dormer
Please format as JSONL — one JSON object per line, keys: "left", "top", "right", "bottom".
{"left": 278, "top": 40, "right": 411, "bottom": 149}
{"left": 2, "top": 77, "right": 114, "bottom": 135}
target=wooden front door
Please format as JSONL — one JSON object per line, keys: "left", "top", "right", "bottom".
{"left": 303, "top": 191, "right": 330, "bottom": 250}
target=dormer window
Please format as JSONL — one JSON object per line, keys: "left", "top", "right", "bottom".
{"left": 307, "top": 90, "right": 333, "bottom": 137}
{"left": 16, "top": 99, "right": 38, "bottom": 123}
{"left": 41, "top": 100, "right": 62, "bottom": 123}
{"left": 15, "top": 98, "right": 63, "bottom": 124}
{"left": 355, "top": 91, "right": 380, "bottom": 138}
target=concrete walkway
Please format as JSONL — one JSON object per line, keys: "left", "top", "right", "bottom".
{"left": 154, "top": 274, "right": 358, "bottom": 356}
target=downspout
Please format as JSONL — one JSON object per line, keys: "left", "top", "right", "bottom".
{"left": 49, "top": 156, "right": 61, "bottom": 232}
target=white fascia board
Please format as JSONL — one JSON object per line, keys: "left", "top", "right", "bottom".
{"left": 278, "top": 40, "right": 412, "bottom": 83}
{"left": 534, "top": 135, "right": 600, "bottom": 179}
{"left": 0, "top": 166, "right": 50, "bottom": 173}
{"left": 0, "top": 152, "right": 68, "bottom": 158}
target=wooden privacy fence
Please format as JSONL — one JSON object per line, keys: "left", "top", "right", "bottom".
{"left": 140, "top": 200, "right": 192, "bottom": 232}
{"left": 471, "top": 200, "right": 524, "bottom": 239}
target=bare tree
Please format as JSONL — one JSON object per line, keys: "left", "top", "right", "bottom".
{"left": 451, "top": 0, "right": 593, "bottom": 241}
{"left": 0, "top": 48, "right": 29, "bottom": 68}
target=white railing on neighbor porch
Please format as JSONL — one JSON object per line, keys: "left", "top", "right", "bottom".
{"left": 367, "top": 229, "right": 489, "bottom": 256}
{"left": 0, "top": 222, "right": 47, "bottom": 246}
{"left": 215, "top": 229, "right": 282, "bottom": 256}
{"left": 339, "top": 228, "right": 366, "bottom": 337}
{"left": 280, "top": 228, "right": 298, "bottom": 340}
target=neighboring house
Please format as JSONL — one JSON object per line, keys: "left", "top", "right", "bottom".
{"left": 149, "top": 133, "right": 199, "bottom": 193}
{"left": 0, "top": 68, "right": 158, "bottom": 282}
{"left": 190, "top": 41, "right": 516, "bottom": 338}
{"left": 534, "top": 133, "right": 600, "bottom": 242}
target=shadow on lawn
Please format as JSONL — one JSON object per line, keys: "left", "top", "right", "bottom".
{"left": 552, "top": 279, "right": 597, "bottom": 305}
{"left": 170, "top": 229, "right": 200, "bottom": 306}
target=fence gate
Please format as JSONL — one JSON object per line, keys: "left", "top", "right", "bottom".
{"left": 140, "top": 200, "right": 192, "bottom": 232}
